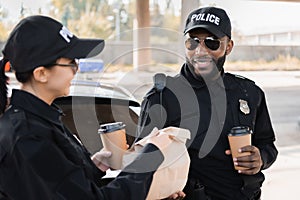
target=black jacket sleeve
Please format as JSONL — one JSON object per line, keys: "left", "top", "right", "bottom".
{"left": 136, "top": 89, "right": 164, "bottom": 140}
{"left": 9, "top": 135, "right": 163, "bottom": 200}
{"left": 252, "top": 88, "right": 278, "bottom": 170}
{"left": 99, "top": 144, "right": 163, "bottom": 200}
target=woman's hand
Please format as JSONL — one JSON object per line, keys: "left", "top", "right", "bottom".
{"left": 91, "top": 149, "right": 112, "bottom": 172}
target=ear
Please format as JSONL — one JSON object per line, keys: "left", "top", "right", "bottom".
{"left": 225, "top": 39, "right": 234, "bottom": 55}
{"left": 32, "top": 66, "right": 49, "bottom": 83}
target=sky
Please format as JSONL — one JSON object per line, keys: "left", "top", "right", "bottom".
{"left": 1, "top": 0, "right": 300, "bottom": 35}
{"left": 201, "top": 0, "right": 300, "bottom": 35}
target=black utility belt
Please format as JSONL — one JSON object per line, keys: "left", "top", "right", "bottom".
{"left": 183, "top": 178, "right": 211, "bottom": 200}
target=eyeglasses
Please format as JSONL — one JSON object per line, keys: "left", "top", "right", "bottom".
{"left": 185, "top": 37, "right": 225, "bottom": 51}
{"left": 44, "top": 59, "right": 79, "bottom": 73}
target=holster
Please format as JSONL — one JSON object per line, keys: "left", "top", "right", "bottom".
{"left": 183, "top": 178, "right": 209, "bottom": 200}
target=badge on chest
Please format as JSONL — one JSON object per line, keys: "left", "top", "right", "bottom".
{"left": 239, "top": 99, "right": 250, "bottom": 115}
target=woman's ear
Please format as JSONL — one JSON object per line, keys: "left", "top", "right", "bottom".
{"left": 226, "top": 40, "right": 234, "bottom": 55}
{"left": 32, "top": 66, "right": 49, "bottom": 83}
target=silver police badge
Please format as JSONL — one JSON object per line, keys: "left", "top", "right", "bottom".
{"left": 239, "top": 99, "right": 250, "bottom": 114}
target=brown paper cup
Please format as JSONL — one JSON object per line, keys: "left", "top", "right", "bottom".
{"left": 228, "top": 126, "right": 252, "bottom": 171}
{"left": 98, "top": 122, "right": 127, "bottom": 170}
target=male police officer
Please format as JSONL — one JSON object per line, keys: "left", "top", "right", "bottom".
{"left": 137, "top": 6, "right": 278, "bottom": 200}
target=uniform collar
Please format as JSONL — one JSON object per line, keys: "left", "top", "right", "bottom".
{"left": 222, "top": 73, "right": 240, "bottom": 91}
{"left": 180, "top": 63, "right": 226, "bottom": 89}
{"left": 10, "top": 89, "right": 64, "bottom": 126}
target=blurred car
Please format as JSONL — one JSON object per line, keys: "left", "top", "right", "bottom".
{"left": 56, "top": 80, "right": 140, "bottom": 153}
{"left": 78, "top": 58, "right": 104, "bottom": 73}
{"left": 8, "top": 80, "right": 140, "bottom": 154}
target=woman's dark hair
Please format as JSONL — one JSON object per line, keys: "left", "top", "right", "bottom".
{"left": 0, "top": 58, "right": 35, "bottom": 115}
{"left": 15, "top": 71, "right": 34, "bottom": 83}
{"left": 0, "top": 58, "right": 9, "bottom": 114}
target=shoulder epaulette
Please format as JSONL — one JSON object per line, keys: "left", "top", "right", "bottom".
{"left": 226, "top": 72, "right": 255, "bottom": 84}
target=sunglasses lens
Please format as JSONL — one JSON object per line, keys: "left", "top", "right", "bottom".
{"left": 71, "top": 59, "right": 79, "bottom": 72}
{"left": 185, "top": 38, "right": 199, "bottom": 50}
{"left": 185, "top": 37, "right": 221, "bottom": 51}
{"left": 204, "top": 38, "right": 220, "bottom": 50}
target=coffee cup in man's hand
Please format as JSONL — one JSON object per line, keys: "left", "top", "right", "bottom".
{"left": 228, "top": 126, "right": 252, "bottom": 170}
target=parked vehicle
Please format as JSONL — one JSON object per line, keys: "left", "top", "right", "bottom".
{"left": 78, "top": 58, "right": 104, "bottom": 73}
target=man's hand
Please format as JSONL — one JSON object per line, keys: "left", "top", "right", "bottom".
{"left": 161, "top": 191, "right": 185, "bottom": 200}
{"left": 225, "top": 145, "right": 263, "bottom": 175}
{"left": 166, "top": 191, "right": 186, "bottom": 199}
{"left": 91, "top": 150, "right": 112, "bottom": 172}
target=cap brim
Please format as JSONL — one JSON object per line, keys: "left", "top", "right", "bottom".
{"left": 64, "top": 39, "right": 105, "bottom": 59}
{"left": 184, "top": 25, "right": 225, "bottom": 38}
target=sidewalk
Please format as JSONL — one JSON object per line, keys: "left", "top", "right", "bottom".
{"left": 232, "top": 71, "right": 300, "bottom": 199}
{"left": 262, "top": 144, "right": 300, "bottom": 199}
{"left": 230, "top": 70, "right": 300, "bottom": 88}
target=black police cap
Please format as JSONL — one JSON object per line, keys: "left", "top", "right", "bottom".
{"left": 3, "top": 15, "right": 105, "bottom": 73}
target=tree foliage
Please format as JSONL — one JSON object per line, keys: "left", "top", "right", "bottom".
{"left": 49, "top": 0, "right": 183, "bottom": 42}
{"left": 0, "top": 0, "right": 183, "bottom": 42}
{"left": 0, "top": 4, "right": 9, "bottom": 41}
{"left": 0, "top": 23, "right": 8, "bottom": 41}
{"left": 50, "top": 0, "right": 134, "bottom": 40}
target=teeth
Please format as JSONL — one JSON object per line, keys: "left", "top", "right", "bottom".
{"left": 193, "top": 58, "right": 211, "bottom": 63}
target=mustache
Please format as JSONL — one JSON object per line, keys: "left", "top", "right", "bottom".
{"left": 191, "top": 56, "right": 214, "bottom": 63}
{"left": 185, "top": 53, "right": 226, "bottom": 77}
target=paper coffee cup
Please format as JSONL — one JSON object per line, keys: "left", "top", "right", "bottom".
{"left": 98, "top": 122, "right": 127, "bottom": 170}
{"left": 228, "top": 126, "right": 252, "bottom": 170}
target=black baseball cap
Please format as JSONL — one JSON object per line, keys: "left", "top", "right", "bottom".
{"left": 184, "top": 7, "right": 231, "bottom": 39}
{"left": 2, "top": 15, "right": 105, "bottom": 73}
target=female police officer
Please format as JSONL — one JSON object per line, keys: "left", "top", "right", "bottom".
{"left": 0, "top": 15, "right": 175, "bottom": 200}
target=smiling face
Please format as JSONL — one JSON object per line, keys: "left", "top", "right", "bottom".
{"left": 19, "top": 57, "right": 78, "bottom": 105}
{"left": 185, "top": 29, "right": 233, "bottom": 79}
{"left": 45, "top": 58, "right": 78, "bottom": 98}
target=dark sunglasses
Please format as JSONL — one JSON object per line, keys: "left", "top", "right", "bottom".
{"left": 44, "top": 59, "right": 79, "bottom": 73}
{"left": 185, "top": 37, "right": 224, "bottom": 51}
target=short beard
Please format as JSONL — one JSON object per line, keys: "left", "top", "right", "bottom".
{"left": 186, "top": 53, "right": 226, "bottom": 81}
{"left": 216, "top": 53, "right": 226, "bottom": 74}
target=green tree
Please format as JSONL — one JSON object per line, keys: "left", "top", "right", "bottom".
{"left": 50, "top": 0, "right": 114, "bottom": 38}
{"left": 0, "top": 23, "right": 8, "bottom": 41}
{"left": 0, "top": 4, "right": 9, "bottom": 41}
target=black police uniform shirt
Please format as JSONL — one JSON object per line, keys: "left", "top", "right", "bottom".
{"left": 0, "top": 89, "right": 163, "bottom": 200}
{"left": 137, "top": 64, "right": 278, "bottom": 200}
